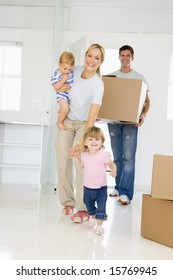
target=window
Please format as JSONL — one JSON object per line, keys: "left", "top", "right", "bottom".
{"left": 98, "top": 48, "right": 119, "bottom": 180}
{"left": 0, "top": 41, "right": 22, "bottom": 111}
{"left": 167, "top": 50, "right": 173, "bottom": 120}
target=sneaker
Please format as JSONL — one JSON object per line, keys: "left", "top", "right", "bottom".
{"left": 95, "top": 225, "right": 104, "bottom": 235}
{"left": 109, "top": 189, "right": 119, "bottom": 197}
{"left": 88, "top": 217, "right": 97, "bottom": 228}
{"left": 117, "top": 195, "right": 130, "bottom": 205}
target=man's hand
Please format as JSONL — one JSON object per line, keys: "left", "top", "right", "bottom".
{"left": 137, "top": 113, "right": 146, "bottom": 127}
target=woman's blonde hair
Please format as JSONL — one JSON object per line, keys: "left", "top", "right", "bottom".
{"left": 82, "top": 126, "right": 105, "bottom": 151}
{"left": 59, "top": 51, "right": 75, "bottom": 66}
{"left": 85, "top": 44, "right": 105, "bottom": 77}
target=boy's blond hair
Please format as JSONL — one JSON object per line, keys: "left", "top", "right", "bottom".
{"left": 59, "top": 51, "right": 75, "bottom": 66}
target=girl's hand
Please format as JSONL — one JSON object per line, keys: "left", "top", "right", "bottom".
{"left": 107, "top": 161, "right": 117, "bottom": 178}
{"left": 110, "top": 170, "right": 117, "bottom": 178}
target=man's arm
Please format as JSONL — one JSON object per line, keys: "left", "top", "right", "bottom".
{"left": 138, "top": 91, "right": 150, "bottom": 126}
{"left": 70, "top": 104, "right": 101, "bottom": 157}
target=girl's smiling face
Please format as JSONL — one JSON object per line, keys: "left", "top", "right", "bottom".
{"left": 85, "top": 136, "right": 103, "bottom": 154}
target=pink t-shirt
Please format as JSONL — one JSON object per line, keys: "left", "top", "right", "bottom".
{"left": 81, "top": 149, "right": 111, "bottom": 189}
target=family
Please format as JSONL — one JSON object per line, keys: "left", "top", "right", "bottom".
{"left": 51, "top": 43, "right": 150, "bottom": 235}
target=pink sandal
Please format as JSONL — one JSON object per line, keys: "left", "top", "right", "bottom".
{"left": 70, "top": 211, "right": 90, "bottom": 223}
{"left": 62, "top": 205, "right": 74, "bottom": 215}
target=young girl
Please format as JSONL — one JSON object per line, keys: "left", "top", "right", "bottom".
{"left": 51, "top": 51, "right": 75, "bottom": 130}
{"left": 71, "top": 126, "right": 117, "bottom": 234}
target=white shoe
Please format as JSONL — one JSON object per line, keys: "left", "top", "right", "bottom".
{"left": 88, "top": 217, "right": 97, "bottom": 228}
{"left": 109, "top": 189, "right": 119, "bottom": 197}
{"left": 117, "top": 195, "right": 130, "bottom": 205}
{"left": 95, "top": 225, "right": 104, "bottom": 235}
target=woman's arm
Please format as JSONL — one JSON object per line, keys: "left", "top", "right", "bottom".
{"left": 84, "top": 103, "right": 101, "bottom": 130}
{"left": 70, "top": 104, "right": 101, "bottom": 157}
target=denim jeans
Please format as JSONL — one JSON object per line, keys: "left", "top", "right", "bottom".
{"left": 107, "top": 123, "right": 138, "bottom": 201}
{"left": 83, "top": 186, "right": 107, "bottom": 220}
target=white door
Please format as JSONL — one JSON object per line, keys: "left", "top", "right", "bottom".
{"left": 68, "top": 36, "right": 88, "bottom": 65}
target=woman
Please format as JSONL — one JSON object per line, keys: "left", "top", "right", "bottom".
{"left": 55, "top": 43, "right": 105, "bottom": 223}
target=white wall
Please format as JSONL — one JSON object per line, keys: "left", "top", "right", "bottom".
{"left": 63, "top": 4, "right": 173, "bottom": 34}
{"left": 0, "top": 4, "right": 55, "bottom": 184}
{"left": 0, "top": 6, "right": 53, "bottom": 30}
{"left": 0, "top": 6, "right": 54, "bottom": 124}
{"left": 61, "top": 3, "right": 173, "bottom": 191}
{"left": 1, "top": 2, "right": 173, "bottom": 189}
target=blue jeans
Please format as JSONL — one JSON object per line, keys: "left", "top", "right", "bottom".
{"left": 107, "top": 123, "right": 138, "bottom": 201}
{"left": 83, "top": 186, "right": 107, "bottom": 220}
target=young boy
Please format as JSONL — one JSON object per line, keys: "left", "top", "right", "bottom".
{"left": 51, "top": 51, "right": 75, "bottom": 130}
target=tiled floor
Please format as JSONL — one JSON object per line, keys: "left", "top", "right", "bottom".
{"left": 0, "top": 182, "right": 173, "bottom": 260}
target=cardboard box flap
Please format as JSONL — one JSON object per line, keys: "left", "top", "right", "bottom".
{"left": 151, "top": 154, "right": 173, "bottom": 200}
{"left": 141, "top": 194, "right": 173, "bottom": 248}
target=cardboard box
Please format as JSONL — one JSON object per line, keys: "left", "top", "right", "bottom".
{"left": 141, "top": 194, "right": 173, "bottom": 248}
{"left": 97, "top": 77, "right": 147, "bottom": 124}
{"left": 151, "top": 153, "right": 173, "bottom": 200}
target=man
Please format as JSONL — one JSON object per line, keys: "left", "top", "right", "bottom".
{"left": 108, "top": 45, "right": 150, "bottom": 205}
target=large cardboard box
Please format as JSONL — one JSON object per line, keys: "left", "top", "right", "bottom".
{"left": 97, "top": 77, "right": 147, "bottom": 124}
{"left": 151, "top": 153, "right": 173, "bottom": 200}
{"left": 141, "top": 194, "right": 173, "bottom": 248}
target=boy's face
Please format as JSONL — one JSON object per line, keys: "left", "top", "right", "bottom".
{"left": 119, "top": 49, "right": 134, "bottom": 68}
{"left": 59, "top": 62, "right": 73, "bottom": 74}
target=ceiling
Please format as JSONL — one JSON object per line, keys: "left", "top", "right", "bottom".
{"left": 63, "top": 0, "right": 173, "bottom": 11}
{"left": 0, "top": 0, "right": 55, "bottom": 6}
{"left": 0, "top": 0, "right": 173, "bottom": 11}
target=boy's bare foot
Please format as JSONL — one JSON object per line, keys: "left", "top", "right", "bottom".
{"left": 57, "top": 122, "right": 67, "bottom": 130}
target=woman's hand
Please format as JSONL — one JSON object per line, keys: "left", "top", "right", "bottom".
{"left": 110, "top": 169, "right": 117, "bottom": 178}
{"left": 69, "top": 143, "right": 82, "bottom": 158}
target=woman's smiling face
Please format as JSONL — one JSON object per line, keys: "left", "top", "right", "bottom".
{"left": 85, "top": 48, "right": 102, "bottom": 72}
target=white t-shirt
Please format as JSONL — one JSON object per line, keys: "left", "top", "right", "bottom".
{"left": 68, "top": 66, "right": 104, "bottom": 121}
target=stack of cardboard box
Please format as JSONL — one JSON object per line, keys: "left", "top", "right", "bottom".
{"left": 141, "top": 153, "right": 173, "bottom": 248}
{"left": 98, "top": 77, "right": 173, "bottom": 247}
